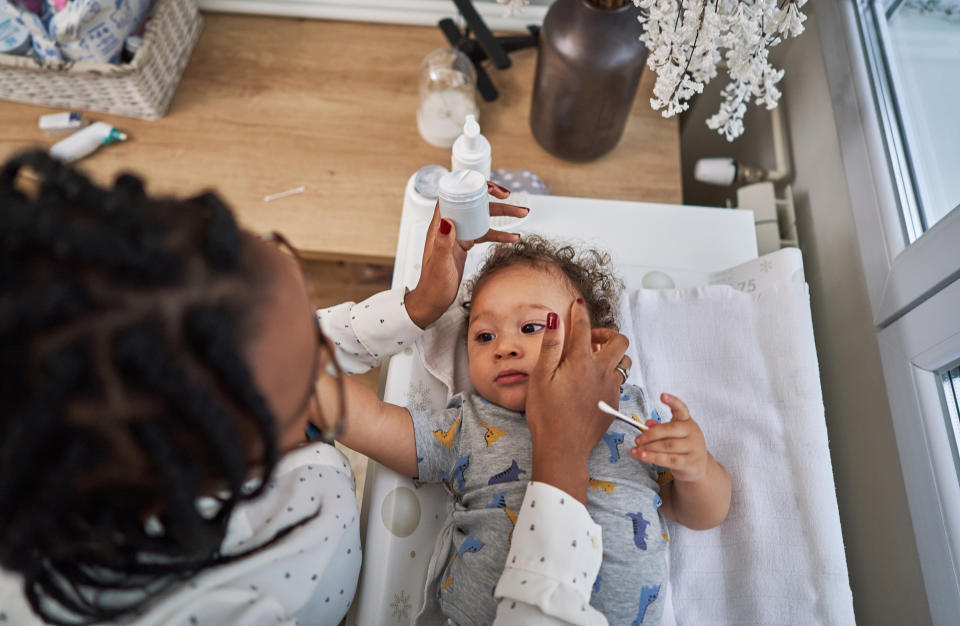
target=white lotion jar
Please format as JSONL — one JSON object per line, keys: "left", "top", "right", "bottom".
{"left": 438, "top": 169, "right": 489, "bottom": 241}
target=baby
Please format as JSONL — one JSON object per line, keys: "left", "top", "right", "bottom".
{"left": 337, "top": 236, "right": 730, "bottom": 625}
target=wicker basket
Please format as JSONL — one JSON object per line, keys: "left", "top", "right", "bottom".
{"left": 0, "top": 0, "right": 203, "bottom": 120}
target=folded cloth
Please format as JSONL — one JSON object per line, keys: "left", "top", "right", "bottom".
{"left": 417, "top": 292, "right": 473, "bottom": 400}
{"left": 415, "top": 273, "right": 855, "bottom": 624}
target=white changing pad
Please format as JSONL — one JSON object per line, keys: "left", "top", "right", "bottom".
{"left": 351, "top": 178, "right": 854, "bottom": 624}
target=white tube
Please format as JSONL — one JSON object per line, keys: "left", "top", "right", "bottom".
{"left": 39, "top": 112, "right": 85, "bottom": 132}
{"left": 50, "top": 122, "right": 127, "bottom": 163}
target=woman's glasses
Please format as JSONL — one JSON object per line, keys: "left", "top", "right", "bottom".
{"left": 262, "top": 232, "right": 345, "bottom": 443}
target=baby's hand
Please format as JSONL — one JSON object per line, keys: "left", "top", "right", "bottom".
{"left": 630, "top": 393, "right": 708, "bottom": 483}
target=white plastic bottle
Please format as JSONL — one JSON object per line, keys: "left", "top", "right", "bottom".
{"left": 451, "top": 114, "right": 491, "bottom": 180}
{"left": 50, "top": 122, "right": 127, "bottom": 163}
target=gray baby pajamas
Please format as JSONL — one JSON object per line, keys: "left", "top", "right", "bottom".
{"left": 413, "top": 383, "right": 668, "bottom": 626}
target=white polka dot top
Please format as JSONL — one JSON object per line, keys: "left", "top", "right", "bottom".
{"left": 126, "top": 443, "right": 361, "bottom": 626}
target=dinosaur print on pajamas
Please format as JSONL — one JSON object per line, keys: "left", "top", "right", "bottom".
{"left": 603, "top": 432, "right": 625, "bottom": 463}
{"left": 442, "top": 537, "right": 486, "bottom": 591}
{"left": 449, "top": 454, "right": 470, "bottom": 491}
{"left": 631, "top": 584, "right": 660, "bottom": 625}
{"left": 433, "top": 418, "right": 461, "bottom": 449}
{"left": 458, "top": 536, "right": 485, "bottom": 558}
{"left": 589, "top": 478, "right": 615, "bottom": 493}
{"left": 485, "top": 491, "right": 507, "bottom": 509}
{"left": 488, "top": 459, "right": 527, "bottom": 485}
{"left": 627, "top": 511, "right": 651, "bottom": 550}
{"left": 479, "top": 420, "right": 506, "bottom": 447}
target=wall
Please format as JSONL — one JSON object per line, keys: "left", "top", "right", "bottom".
{"left": 197, "top": 0, "right": 551, "bottom": 29}
{"left": 678, "top": 4, "right": 931, "bottom": 623}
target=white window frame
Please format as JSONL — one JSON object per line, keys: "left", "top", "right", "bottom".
{"left": 196, "top": 0, "right": 548, "bottom": 30}
{"left": 818, "top": 1, "right": 960, "bottom": 622}
{"left": 877, "top": 282, "right": 960, "bottom": 622}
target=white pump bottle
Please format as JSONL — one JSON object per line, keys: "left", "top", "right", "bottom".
{"left": 451, "top": 114, "right": 491, "bottom": 180}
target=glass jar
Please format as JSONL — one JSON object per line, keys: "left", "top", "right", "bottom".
{"left": 417, "top": 48, "right": 479, "bottom": 148}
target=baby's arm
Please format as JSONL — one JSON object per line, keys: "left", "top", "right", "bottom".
{"left": 657, "top": 458, "right": 730, "bottom": 530}
{"left": 630, "top": 393, "right": 731, "bottom": 530}
{"left": 333, "top": 376, "right": 419, "bottom": 478}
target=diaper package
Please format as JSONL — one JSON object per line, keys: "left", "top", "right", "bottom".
{"left": 0, "top": 0, "right": 153, "bottom": 64}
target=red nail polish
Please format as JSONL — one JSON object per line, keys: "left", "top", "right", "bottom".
{"left": 576, "top": 297, "right": 584, "bottom": 305}
{"left": 439, "top": 219, "right": 451, "bottom": 235}
{"left": 546, "top": 312, "right": 559, "bottom": 329}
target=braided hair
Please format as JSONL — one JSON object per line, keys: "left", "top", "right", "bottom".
{"left": 0, "top": 152, "right": 288, "bottom": 623}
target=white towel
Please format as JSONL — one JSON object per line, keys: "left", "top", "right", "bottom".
{"left": 622, "top": 283, "right": 854, "bottom": 625}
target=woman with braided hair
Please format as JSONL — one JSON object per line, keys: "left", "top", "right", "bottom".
{"left": 0, "top": 151, "right": 630, "bottom": 626}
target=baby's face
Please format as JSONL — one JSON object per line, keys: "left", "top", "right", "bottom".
{"left": 467, "top": 264, "right": 579, "bottom": 412}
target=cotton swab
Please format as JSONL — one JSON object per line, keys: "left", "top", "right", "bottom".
{"left": 264, "top": 185, "right": 306, "bottom": 202}
{"left": 598, "top": 400, "right": 650, "bottom": 432}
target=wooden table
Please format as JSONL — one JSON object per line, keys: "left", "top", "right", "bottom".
{"left": 0, "top": 14, "right": 682, "bottom": 264}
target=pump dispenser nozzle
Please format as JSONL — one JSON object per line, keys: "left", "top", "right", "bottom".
{"left": 463, "top": 115, "right": 480, "bottom": 146}
{"left": 452, "top": 114, "right": 491, "bottom": 179}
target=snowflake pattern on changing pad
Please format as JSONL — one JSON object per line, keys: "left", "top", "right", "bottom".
{"left": 390, "top": 589, "right": 412, "bottom": 621}
{"left": 406, "top": 380, "right": 434, "bottom": 413}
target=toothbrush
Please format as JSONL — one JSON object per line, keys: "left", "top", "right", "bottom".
{"left": 598, "top": 400, "right": 650, "bottom": 432}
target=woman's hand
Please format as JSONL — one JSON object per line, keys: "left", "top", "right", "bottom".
{"left": 525, "top": 298, "right": 629, "bottom": 504}
{"left": 404, "top": 182, "right": 528, "bottom": 328}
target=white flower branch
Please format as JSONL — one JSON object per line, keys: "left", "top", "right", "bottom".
{"left": 636, "top": 0, "right": 807, "bottom": 140}
{"left": 497, "top": 0, "right": 530, "bottom": 15}
{"left": 499, "top": 0, "right": 808, "bottom": 140}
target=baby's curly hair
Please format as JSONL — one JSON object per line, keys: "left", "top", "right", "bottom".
{"left": 464, "top": 235, "right": 624, "bottom": 329}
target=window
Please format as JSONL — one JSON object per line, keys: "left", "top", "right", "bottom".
{"left": 858, "top": 0, "right": 960, "bottom": 242}
{"left": 821, "top": 2, "right": 960, "bottom": 623}
{"left": 944, "top": 365, "right": 960, "bottom": 475}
